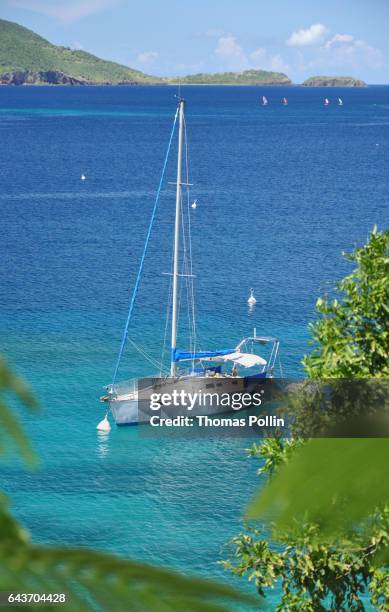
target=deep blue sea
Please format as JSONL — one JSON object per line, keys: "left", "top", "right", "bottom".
{"left": 0, "top": 85, "right": 388, "bottom": 606}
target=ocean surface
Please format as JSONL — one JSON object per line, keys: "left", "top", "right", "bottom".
{"left": 0, "top": 85, "right": 388, "bottom": 607}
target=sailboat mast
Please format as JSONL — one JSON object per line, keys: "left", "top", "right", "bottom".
{"left": 170, "top": 98, "right": 185, "bottom": 376}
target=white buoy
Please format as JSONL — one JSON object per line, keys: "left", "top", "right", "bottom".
{"left": 81, "top": 174, "right": 86, "bottom": 181}
{"left": 97, "top": 414, "right": 111, "bottom": 432}
{"left": 191, "top": 199, "right": 197, "bottom": 209}
{"left": 248, "top": 288, "right": 257, "bottom": 305}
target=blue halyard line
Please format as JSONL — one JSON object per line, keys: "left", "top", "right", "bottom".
{"left": 112, "top": 106, "right": 179, "bottom": 385}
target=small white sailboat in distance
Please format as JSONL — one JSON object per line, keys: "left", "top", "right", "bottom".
{"left": 248, "top": 289, "right": 257, "bottom": 306}
{"left": 282, "top": 97, "right": 288, "bottom": 106}
{"left": 81, "top": 173, "right": 86, "bottom": 181}
{"left": 324, "top": 98, "right": 330, "bottom": 106}
{"left": 191, "top": 199, "right": 197, "bottom": 209}
{"left": 261, "top": 95, "right": 269, "bottom": 106}
{"left": 338, "top": 97, "right": 343, "bottom": 106}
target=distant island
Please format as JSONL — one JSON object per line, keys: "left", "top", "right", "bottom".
{"left": 167, "top": 70, "right": 291, "bottom": 86}
{"left": 0, "top": 19, "right": 366, "bottom": 88}
{"left": 302, "top": 76, "right": 367, "bottom": 87}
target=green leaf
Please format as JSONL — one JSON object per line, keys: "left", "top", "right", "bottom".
{"left": 0, "top": 357, "right": 38, "bottom": 465}
{"left": 247, "top": 438, "right": 389, "bottom": 534}
{"left": 0, "top": 543, "right": 258, "bottom": 611}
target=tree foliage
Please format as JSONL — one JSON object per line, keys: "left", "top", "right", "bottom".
{"left": 0, "top": 357, "right": 255, "bottom": 611}
{"left": 303, "top": 226, "right": 389, "bottom": 378}
{"left": 225, "top": 435, "right": 389, "bottom": 611}
{"left": 224, "top": 228, "right": 389, "bottom": 611}
{"left": 223, "top": 516, "right": 388, "bottom": 611}
{"left": 0, "top": 356, "right": 37, "bottom": 465}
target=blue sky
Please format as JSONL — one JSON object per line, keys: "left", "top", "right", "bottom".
{"left": 1, "top": 0, "right": 388, "bottom": 82}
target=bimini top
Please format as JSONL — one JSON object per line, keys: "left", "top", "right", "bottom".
{"left": 172, "top": 348, "right": 267, "bottom": 368}
{"left": 219, "top": 352, "right": 267, "bottom": 368}
{"left": 172, "top": 348, "right": 235, "bottom": 363}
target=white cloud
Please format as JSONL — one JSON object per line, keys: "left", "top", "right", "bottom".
{"left": 250, "top": 48, "right": 289, "bottom": 73}
{"left": 269, "top": 53, "right": 289, "bottom": 73}
{"left": 215, "top": 35, "right": 245, "bottom": 59}
{"left": 250, "top": 47, "right": 266, "bottom": 62}
{"left": 287, "top": 23, "right": 328, "bottom": 47}
{"left": 71, "top": 41, "right": 84, "bottom": 50}
{"left": 322, "top": 33, "right": 383, "bottom": 69}
{"left": 211, "top": 36, "right": 289, "bottom": 74}
{"left": 324, "top": 33, "right": 354, "bottom": 48}
{"left": 8, "top": 0, "right": 119, "bottom": 23}
{"left": 285, "top": 26, "right": 383, "bottom": 77}
{"left": 136, "top": 51, "right": 159, "bottom": 66}
{"left": 214, "top": 35, "right": 248, "bottom": 70}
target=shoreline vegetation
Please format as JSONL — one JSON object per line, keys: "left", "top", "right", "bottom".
{"left": 0, "top": 18, "right": 367, "bottom": 87}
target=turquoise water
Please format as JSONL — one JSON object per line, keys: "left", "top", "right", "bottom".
{"left": 0, "top": 85, "right": 388, "bottom": 604}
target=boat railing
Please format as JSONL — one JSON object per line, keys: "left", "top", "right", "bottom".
{"left": 107, "top": 378, "right": 138, "bottom": 398}
{"left": 107, "top": 374, "right": 169, "bottom": 398}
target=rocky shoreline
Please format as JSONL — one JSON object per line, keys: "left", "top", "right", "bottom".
{"left": 0, "top": 69, "right": 369, "bottom": 88}
{"left": 0, "top": 70, "right": 146, "bottom": 86}
{"left": 0, "top": 70, "right": 87, "bottom": 85}
{"left": 0, "top": 68, "right": 293, "bottom": 86}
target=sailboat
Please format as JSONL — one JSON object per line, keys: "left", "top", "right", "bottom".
{"left": 338, "top": 97, "right": 343, "bottom": 106}
{"left": 282, "top": 97, "right": 288, "bottom": 106}
{"left": 324, "top": 98, "right": 330, "bottom": 106}
{"left": 101, "top": 98, "right": 280, "bottom": 425}
{"left": 261, "top": 95, "right": 269, "bottom": 106}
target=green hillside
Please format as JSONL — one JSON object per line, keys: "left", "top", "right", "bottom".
{"left": 0, "top": 19, "right": 293, "bottom": 86}
{"left": 169, "top": 69, "right": 291, "bottom": 85}
{"left": 0, "top": 19, "right": 159, "bottom": 83}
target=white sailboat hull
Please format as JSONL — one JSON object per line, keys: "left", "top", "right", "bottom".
{"left": 107, "top": 375, "right": 268, "bottom": 425}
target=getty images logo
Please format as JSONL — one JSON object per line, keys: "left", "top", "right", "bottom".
{"left": 149, "top": 389, "right": 263, "bottom": 411}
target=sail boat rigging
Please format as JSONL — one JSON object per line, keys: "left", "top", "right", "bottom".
{"left": 101, "top": 98, "right": 280, "bottom": 425}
